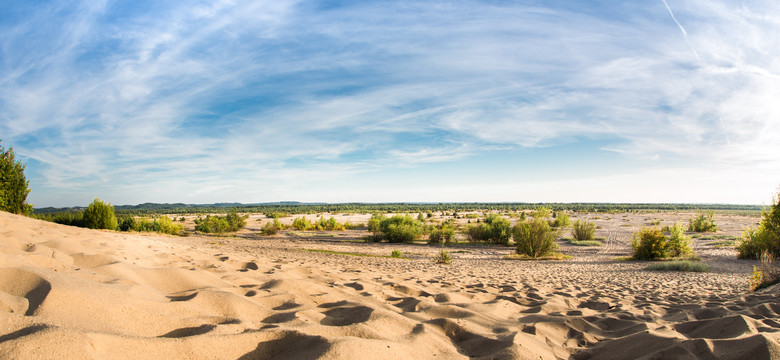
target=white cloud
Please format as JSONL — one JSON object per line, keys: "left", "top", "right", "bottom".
{"left": 2, "top": 0, "right": 779, "bottom": 206}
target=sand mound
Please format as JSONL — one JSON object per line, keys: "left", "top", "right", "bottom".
{"left": 1, "top": 211, "right": 779, "bottom": 359}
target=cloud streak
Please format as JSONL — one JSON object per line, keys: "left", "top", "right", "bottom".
{"left": 1, "top": 0, "right": 779, "bottom": 206}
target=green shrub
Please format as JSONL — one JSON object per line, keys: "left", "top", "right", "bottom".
{"left": 630, "top": 227, "right": 668, "bottom": 260}
{"left": 428, "top": 225, "right": 455, "bottom": 244}
{"left": 737, "top": 192, "right": 780, "bottom": 259}
{"left": 155, "top": 216, "right": 184, "bottom": 235}
{"left": 195, "top": 209, "right": 247, "bottom": 234}
{"left": 48, "top": 211, "right": 85, "bottom": 227}
{"left": 667, "top": 222, "right": 693, "bottom": 257}
{"left": 550, "top": 213, "right": 571, "bottom": 228}
{"left": 434, "top": 250, "right": 452, "bottom": 264}
{"left": 82, "top": 198, "right": 118, "bottom": 230}
{"left": 572, "top": 220, "right": 596, "bottom": 241}
{"left": 513, "top": 218, "right": 560, "bottom": 258}
{"left": 365, "top": 215, "right": 424, "bottom": 243}
{"left": 532, "top": 207, "right": 551, "bottom": 219}
{"left": 0, "top": 141, "right": 33, "bottom": 215}
{"left": 645, "top": 261, "right": 709, "bottom": 272}
{"left": 390, "top": 249, "right": 402, "bottom": 258}
{"left": 750, "top": 252, "right": 780, "bottom": 291}
{"left": 291, "top": 216, "right": 314, "bottom": 231}
{"left": 262, "top": 221, "right": 279, "bottom": 235}
{"left": 465, "top": 214, "right": 511, "bottom": 245}
{"left": 314, "top": 216, "right": 345, "bottom": 231}
{"left": 688, "top": 211, "right": 718, "bottom": 232}
{"left": 466, "top": 224, "right": 486, "bottom": 242}
{"left": 367, "top": 213, "right": 386, "bottom": 238}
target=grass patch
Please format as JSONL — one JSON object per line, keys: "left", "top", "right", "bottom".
{"left": 710, "top": 240, "right": 736, "bottom": 248}
{"left": 504, "top": 253, "right": 571, "bottom": 261}
{"left": 304, "top": 249, "right": 408, "bottom": 259}
{"left": 565, "top": 238, "right": 603, "bottom": 246}
{"left": 433, "top": 250, "right": 453, "bottom": 264}
{"left": 645, "top": 261, "right": 710, "bottom": 272}
{"left": 617, "top": 254, "right": 701, "bottom": 262}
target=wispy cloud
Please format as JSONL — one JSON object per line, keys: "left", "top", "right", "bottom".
{"left": 1, "top": 0, "right": 778, "bottom": 206}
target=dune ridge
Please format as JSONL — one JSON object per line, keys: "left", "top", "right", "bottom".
{"left": 1, "top": 212, "right": 779, "bottom": 359}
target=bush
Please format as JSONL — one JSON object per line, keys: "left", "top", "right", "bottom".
{"left": 465, "top": 214, "right": 511, "bottom": 245}
{"left": 688, "top": 211, "right": 718, "bottom": 232}
{"left": 428, "top": 225, "right": 455, "bottom": 244}
{"left": 667, "top": 222, "right": 693, "bottom": 257}
{"left": 195, "top": 209, "right": 247, "bottom": 234}
{"left": 550, "top": 213, "right": 571, "bottom": 228}
{"left": 155, "top": 216, "right": 184, "bottom": 235}
{"left": 750, "top": 252, "right": 780, "bottom": 291}
{"left": 572, "top": 220, "right": 596, "bottom": 241}
{"left": 630, "top": 227, "right": 669, "bottom": 260}
{"left": 513, "top": 218, "right": 560, "bottom": 258}
{"left": 315, "top": 216, "right": 345, "bottom": 231}
{"left": 466, "top": 224, "right": 486, "bottom": 242}
{"left": 0, "top": 141, "right": 33, "bottom": 215}
{"left": 390, "top": 249, "right": 402, "bottom": 258}
{"left": 367, "top": 213, "right": 386, "bottom": 238}
{"left": 737, "top": 192, "right": 780, "bottom": 259}
{"left": 82, "top": 198, "right": 118, "bottom": 230}
{"left": 262, "top": 221, "right": 279, "bottom": 235}
{"left": 48, "top": 211, "right": 85, "bottom": 227}
{"left": 380, "top": 215, "right": 424, "bottom": 243}
{"left": 291, "top": 216, "right": 314, "bottom": 231}
{"left": 433, "top": 250, "right": 452, "bottom": 264}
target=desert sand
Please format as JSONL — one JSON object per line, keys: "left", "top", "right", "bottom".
{"left": 1, "top": 211, "right": 779, "bottom": 359}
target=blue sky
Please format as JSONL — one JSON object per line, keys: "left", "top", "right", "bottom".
{"left": 2, "top": 0, "right": 779, "bottom": 207}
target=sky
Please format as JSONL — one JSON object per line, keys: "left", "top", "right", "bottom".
{"left": 1, "top": 0, "right": 779, "bottom": 207}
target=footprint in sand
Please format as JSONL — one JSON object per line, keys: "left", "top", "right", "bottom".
{"left": 317, "top": 302, "right": 374, "bottom": 326}
{"left": 0, "top": 268, "right": 52, "bottom": 316}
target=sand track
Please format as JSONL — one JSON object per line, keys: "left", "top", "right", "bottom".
{"left": 1, "top": 212, "right": 779, "bottom": 359}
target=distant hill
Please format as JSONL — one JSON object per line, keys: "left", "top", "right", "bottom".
{"left": 33, "top": 201, "right": 310, "bottom": 214}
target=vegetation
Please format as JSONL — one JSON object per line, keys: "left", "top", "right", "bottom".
{"left": 572, "top": 219, "right": 596, "bottom": 241}
{"left": 645, "top": 261, "right": 709, "bottom": 272}
{"left": 379, "top": 215, "right": 424, "bottom": 243}
{"left": 465, "top": 214, "right": 512, "bottom": 245}
{"left": 194, "top": 208, "right": 247, "bottom": 234}
{"left": 291, "top": 216, "right": 314, "bottom": 231}
{"left": 750, "top": 252, "right": 780, "bottom": 291}
{"left": 737, "top": 192, "right": 780, "bottom": 259}
{"left": 0, "top": 141, "right": 33, "bottom": 215}
{"left": 513, "top": 217, "right": 560, "bottom": 258}
{"left": 390, "top": 249, "right": 402, "bottom": 258}
{"left": 630, "top": 224, "right": 693, "bottom": 260}
{"left": 550, "top": 213, "right": 571, "bottom": 228}
{"left": 667, "top": 222, "right": 693, "bottom": 257}
{"left": 428, "top": 224, "right": 455, "bottom": 245}
{"left": 433, "top": 250, "right": 452, "bottom": 264}
{"left": 83, "top": 198, "right": 118, "bottom": 230}
{"left": 630, "top": 227, "right": 669, "bottom": 260}
{"left": 305, "top": 249, "right": 406, "bottom": 259}
{"left": 261, "top": 219, "right": 282, "bottom": 235}
{"left": 688, "top": 211, "right": 718, "bottom": 232}
{"left": 118, "top": 216, "right": 183, "bottom": 235}
{"left": 34, "top": 201, "right": 763, "bottom": 218}
{"left": 567, "top": 238, "right": 602, "bottom": 246}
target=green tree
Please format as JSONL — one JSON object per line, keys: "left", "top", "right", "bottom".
{"left": 0, "top": 141, "right": 32, "bottom": 214}
{"left": 83, "top": 198, "right": 118, "bottom": 230}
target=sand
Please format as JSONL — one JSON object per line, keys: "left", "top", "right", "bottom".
{"left": 1, "top": 211, "right": 779, "bottom": 359}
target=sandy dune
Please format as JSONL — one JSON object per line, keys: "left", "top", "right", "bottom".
{"left": 1, "top": 211, "right": 779, "bottom": 359}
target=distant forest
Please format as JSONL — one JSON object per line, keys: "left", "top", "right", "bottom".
{"left": 33, "top": 202, "right": 764, "bottom": 217}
